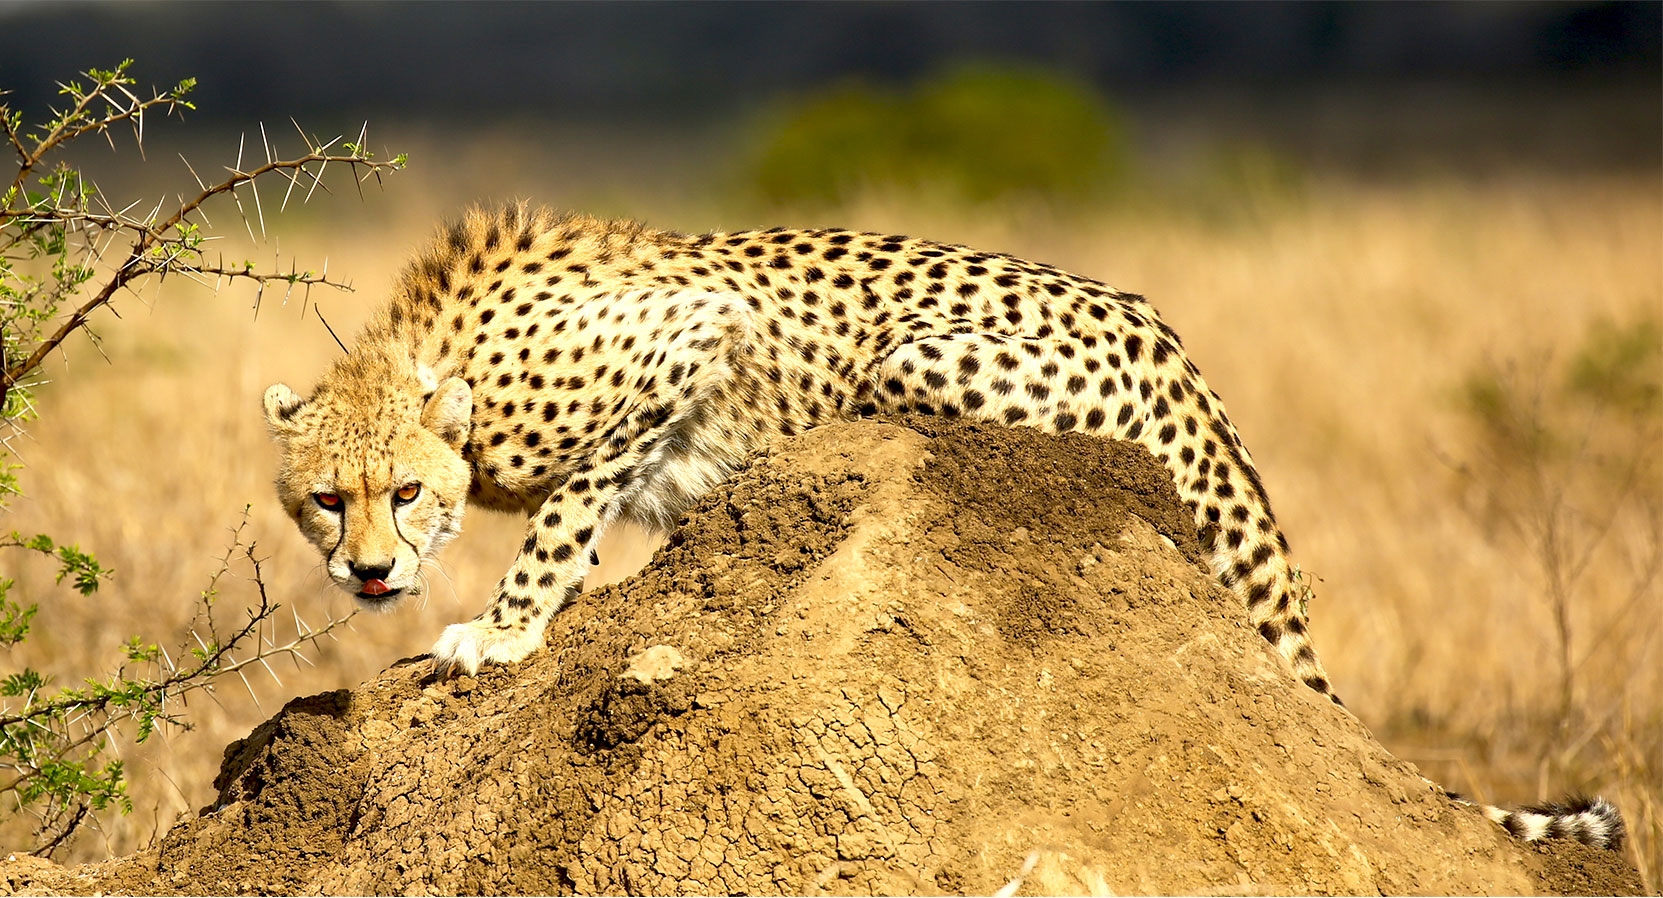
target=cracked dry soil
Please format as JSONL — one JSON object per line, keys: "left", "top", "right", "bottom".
{"left": 1, "top": 419, "right": 1644, "bottom": 896}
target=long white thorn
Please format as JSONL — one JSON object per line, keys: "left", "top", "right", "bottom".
{"left": 179, "top": 153, "right": 208, "bottom": 192}
{"left": 290, "top": 117, "right": 315, "bottom": 153}
{"left": 256, "top": 654, "right": 282, "bottom": 688}
{"left": 306, "top": 155, "right": 329, "bottom": 203}
{"left": 250, "top": 136, "right": 268, "bottom": 239}
{"left": 234, "top": 669, "right": 262, "bottom": 711}
{"left": 279, "top": 161, "right": 301, "bottom": 213}
{"left": 231, "top": 133, "right": 257, "bottom": 242}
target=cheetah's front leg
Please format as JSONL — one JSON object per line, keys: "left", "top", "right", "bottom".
{"left": 430, "top": 400, "right": 705, "bottom": 675}
{"left": 432, "top": 290, "right": 752, "bottom": 675}
{"left": 429, "top": 475, "right": 609, "bottom": 675}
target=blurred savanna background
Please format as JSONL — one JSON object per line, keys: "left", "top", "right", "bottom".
{"left": 1, "top": 0, "right": 1659, "bottom": 885}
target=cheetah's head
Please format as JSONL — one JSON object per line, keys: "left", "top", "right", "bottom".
{"left": 262, "top": 362, "right": 473, "bottom": 609}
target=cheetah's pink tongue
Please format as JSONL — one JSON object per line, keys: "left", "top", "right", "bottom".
{"left": 360, "top": 579, "right": 391, "bottom": 596}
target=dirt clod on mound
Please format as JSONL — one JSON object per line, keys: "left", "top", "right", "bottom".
{"left": 3, "top": 419, "right": 1643, "bottom": 896}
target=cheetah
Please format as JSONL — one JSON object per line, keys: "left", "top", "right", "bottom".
{"left": 263, "top": 204, "right": 1624, "bottom": 851}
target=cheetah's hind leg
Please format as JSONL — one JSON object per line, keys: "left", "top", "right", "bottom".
{"left": 868, "top": 331, "right": 1340, "bottom": 703}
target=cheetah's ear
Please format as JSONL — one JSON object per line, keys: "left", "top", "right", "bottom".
{"left": 262, "top": 384, "right": 307, "bottom": 441}
{"left": 421, "top": 377, "right": 472, "bottom": 451}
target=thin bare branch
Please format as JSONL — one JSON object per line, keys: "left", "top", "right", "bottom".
{"left": 3, "top": 144, "right": 399, "bottom": 390}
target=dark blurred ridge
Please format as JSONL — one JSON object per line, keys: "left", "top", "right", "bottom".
{"left": 1, "top": 1, "right": 1657, "bottom": 186}
{"left": 0, "top": 1, "right": 1656, "bottom": 122}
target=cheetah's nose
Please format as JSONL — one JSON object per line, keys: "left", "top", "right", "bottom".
{"left": 350, "top": 561, "right": 394, "bottom": 583}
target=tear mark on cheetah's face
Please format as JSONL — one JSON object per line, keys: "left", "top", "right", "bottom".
{"left": 263, "top": 369, "right": 473, "bottom": 609}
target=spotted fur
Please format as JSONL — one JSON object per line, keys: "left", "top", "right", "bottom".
{"left": 263, "top": 204, "right": 1623, "bottom": 849}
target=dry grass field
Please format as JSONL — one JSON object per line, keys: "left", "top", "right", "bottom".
{"left": 3, "top": 157, "right": 1658, "bottom": 886}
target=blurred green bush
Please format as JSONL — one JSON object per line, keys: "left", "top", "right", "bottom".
{"left": 1452, "top": 310, "right": 1661, "bottom": 726}
{"left": 744, "top": 64, "right": 1131, "bottom": 208}
{"left": 1461, "top": 312, "right": 1662, "bottom": 468}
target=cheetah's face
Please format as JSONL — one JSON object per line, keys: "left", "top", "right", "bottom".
{"left": 262, "top": 376, "right": 473, "bottom": 609}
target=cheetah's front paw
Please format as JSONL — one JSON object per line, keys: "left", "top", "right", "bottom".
{"left": 429, "top": 618, "right": 543, "bottom": 676}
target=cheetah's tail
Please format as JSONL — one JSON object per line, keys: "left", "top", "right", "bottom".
{"left": 1458, "top": 794, "right": 1627, "bottom": 851}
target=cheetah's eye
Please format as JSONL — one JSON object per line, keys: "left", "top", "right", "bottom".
{"left": 394, "top": 483, "right": 422, "bottom": 505}
{"left": 314, "top": 492, "right": 342, "bottom": 510}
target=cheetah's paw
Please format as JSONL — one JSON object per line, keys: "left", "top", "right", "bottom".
{"left": 429, "top": 618, "right": 542, "bottom": 676}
